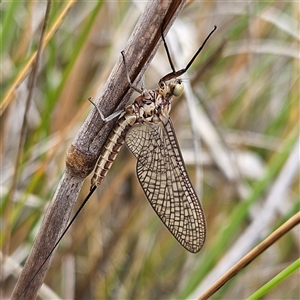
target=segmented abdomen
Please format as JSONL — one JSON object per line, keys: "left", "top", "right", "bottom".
{"left": 91, "top": 112, "right": 136, "bottom": 188}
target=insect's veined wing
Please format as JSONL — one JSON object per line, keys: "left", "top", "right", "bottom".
{"left": 125, "top": 118, "right": 206, "bottom": 253}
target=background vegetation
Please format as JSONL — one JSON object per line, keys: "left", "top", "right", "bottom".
{"left": 1, "top": 1, "right": 299, "bottom": 299}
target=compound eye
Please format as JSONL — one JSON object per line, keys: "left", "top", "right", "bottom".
{"left": 172, "top": 81, "right": 184, "bottom": 97}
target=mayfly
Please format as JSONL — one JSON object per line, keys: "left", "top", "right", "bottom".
{"left": 89, "top": 25, "right": 216, "bottom": 253}
{"left": 16, "top": 24, "right": 217, "bottom": 299}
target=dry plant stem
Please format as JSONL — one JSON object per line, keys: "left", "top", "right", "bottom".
{"left": 11, "top": 1, "right": 186, "bottom": 299}
{"left": 197, "top": 212, "right": 300, "bottom": 300}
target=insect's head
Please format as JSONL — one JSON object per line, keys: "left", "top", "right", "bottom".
{"left": 159, "top": 78, "right": 184, "bottom": 98}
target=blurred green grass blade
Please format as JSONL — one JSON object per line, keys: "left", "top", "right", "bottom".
{"left": 0, "top": 1, "right": 21, "bottom": 56}
{"left": 40, "top": 1, "right": 104, "bottom": 131}
{"left": 246, "top": 258, "right": 300, "bottom": 300}
{"left": 54, "top": 0, "right": 104, "bottom": 96}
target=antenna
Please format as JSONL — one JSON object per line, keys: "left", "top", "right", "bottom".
{"left": 160, "top": 25, "right": 217, "bottom": 83}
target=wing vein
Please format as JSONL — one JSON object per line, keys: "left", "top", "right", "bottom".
{"left": 125, "top": 118, "right": 205, "bottom": 253}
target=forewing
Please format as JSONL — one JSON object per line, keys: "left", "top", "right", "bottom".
{"left": 125, "top": 119, "right": 206, "bottom": 253}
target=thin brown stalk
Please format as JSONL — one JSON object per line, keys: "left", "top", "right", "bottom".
{"left": 197, "top": 212, "right": 300, "bottom": 300}
{"left": 2, "top": 0, "right": 51, "bottom": 286}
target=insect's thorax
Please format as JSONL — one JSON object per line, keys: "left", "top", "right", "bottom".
{"left": 126, "top": 78, "right": 183, "bottom": 125}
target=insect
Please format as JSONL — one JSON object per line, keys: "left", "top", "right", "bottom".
{"left": 16, "top": 23, "right": 217, "bottom": 299}
{"left": 89, "top": 25, "right": 217, "bottom": 252}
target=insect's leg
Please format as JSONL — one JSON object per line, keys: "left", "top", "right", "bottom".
{"left": 121, "top": 51, "right": 143, "bottom": 94}
{"left": 88, "top": 97, "right": 124, "bottom": 122}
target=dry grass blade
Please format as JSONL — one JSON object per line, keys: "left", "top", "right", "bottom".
{"left": 197, "top": 212, "right": 300, "bottom": 299}
{"left": 2, "top": 0, "right": 51, "bottom": 261}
